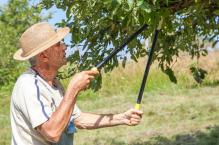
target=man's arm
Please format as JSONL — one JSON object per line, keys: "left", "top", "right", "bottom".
{"left": 74, "top": 109, "right": 143, "bottom": 129}
{"left": 36, "top": 70, "right": 99, "bottom": 143}
{"left": 36, "top": 91, "right": 77, "bottom": 143}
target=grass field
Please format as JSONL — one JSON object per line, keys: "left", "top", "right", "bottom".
{"left": 75, "top": 85, "right": 219, "bottom": 145}
{"left": 1, "top": 52, "right": 219, "bottom": 145}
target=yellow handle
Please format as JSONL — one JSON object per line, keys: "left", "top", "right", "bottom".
{"left": 91, "top": 67, "right": 98, "bottom": 71}
{"left": 135, "top": 103, "right": 140, "bottom": 110}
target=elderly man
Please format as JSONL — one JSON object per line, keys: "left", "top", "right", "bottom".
{"left": 10, "top": 22, "right": 143, "bottom": 145}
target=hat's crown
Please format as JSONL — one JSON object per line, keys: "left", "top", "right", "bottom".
{"left": 20, "top": 22, "right": 57, "bottom": 56}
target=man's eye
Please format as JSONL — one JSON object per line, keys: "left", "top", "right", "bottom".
{"left": 61, "top": 39, "right": 65, "bottom": 43}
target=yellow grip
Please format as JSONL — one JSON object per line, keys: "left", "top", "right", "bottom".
{"left": 135, "top": 103, "right": 140, "bottom": 110}
{"left": 91, "top": 67, "right": 98, "bottom": 71}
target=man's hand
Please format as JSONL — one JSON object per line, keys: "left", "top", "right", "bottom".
{"left": 67, "top": 69, "right": 99, "bottom": 93}
{"left": 121, "top": 108, "right": 143, "bottom": 126}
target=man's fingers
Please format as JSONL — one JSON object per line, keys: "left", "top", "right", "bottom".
{"left": 83, "top": 70, "right": 99, "bottom": 75}
{"left": 132, "top": 117, "right": 141, "bottom": 122}
{"left": 131, "top": 114, "right": 141, "bottom": 119}
{"left": 123, "top": 108, "right": 143, "bottom": 126}
{"left": 129, "top": 118, "right": 141, "bottom": 126}
{"left": 132, "top": 109, "right": 143, "bottom": 114}
{"left": 88, "top": 75, "right": 95, "bottom": 80}
{"left": 131, "top": 121, "right": 140, "bottom": 125}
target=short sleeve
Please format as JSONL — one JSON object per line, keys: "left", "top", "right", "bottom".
{"left": 19, "top": 76, "right": 53, "bottom": 128}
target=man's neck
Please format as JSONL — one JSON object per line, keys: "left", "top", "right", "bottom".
{"left": 32, "top": 65, "right": 58, "bottom": 86}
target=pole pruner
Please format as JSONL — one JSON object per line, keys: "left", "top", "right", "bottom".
{"left": 135, "top": 18, "right": 164, "bottom": 110}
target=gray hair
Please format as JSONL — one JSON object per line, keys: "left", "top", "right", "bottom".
{"left": 28, "top": 56, "right": 37, "bottom": 67}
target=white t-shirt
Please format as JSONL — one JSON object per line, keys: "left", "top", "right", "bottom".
{"left": 10, "top": 68, "right": 81, "bottom": 145}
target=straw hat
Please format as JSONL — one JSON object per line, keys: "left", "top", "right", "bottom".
{"left": 13, "top": 22, "right": 70, "bottom": 61}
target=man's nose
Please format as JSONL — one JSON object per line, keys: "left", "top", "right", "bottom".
{"left": 61, "top": 43, "right": 67, "bottom": 50}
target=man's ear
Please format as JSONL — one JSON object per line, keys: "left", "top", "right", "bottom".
{"left": 38, "top": 52, "right": 49, "bottom": 62}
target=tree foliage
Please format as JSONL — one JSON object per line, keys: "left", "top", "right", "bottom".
{"left": 40, "top": 0, "right": 219, "bottom": 85}
{"left": 0, "top": 0, "right": 42, "bottom": 88}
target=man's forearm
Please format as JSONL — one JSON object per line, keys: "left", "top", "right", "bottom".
{"left": 74, "top": 112, "right": 125, "bottom": 129}
{"left": 37, "top": 88, "right": 79, "bottom": 142}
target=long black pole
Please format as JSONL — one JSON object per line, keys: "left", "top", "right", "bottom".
{"left": 94, "top": 24, "right": 148, "bottom": 70}
{"left": 135, "top": 19, "right": 163, "bottom": 109}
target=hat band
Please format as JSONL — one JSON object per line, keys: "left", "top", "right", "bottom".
{"left": 21, "top": 34, "right": 59, "bottom": 57}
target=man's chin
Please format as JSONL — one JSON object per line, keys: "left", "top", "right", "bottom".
{"left": 62, "top": 58, "right": 67, "bottom": 65}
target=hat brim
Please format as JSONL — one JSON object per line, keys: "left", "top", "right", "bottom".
{"left": 13, "top": 27, "right": 70, "bottom": 61}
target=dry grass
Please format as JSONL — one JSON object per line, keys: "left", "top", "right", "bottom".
{"left": 171, "top": 51, "right": 219, "bottom": 80}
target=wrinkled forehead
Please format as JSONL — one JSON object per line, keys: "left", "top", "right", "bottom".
{"left": 47, "top": 41, "right": 61, "bottom": 51}
{"left": 37, "top": 42, "right": 59, "bottom": 56}
{"left": 41, "top": 38, "right": 66, "bottom": 54}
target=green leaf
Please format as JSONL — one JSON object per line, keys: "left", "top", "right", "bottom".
{"left": 39, "top": 0, "right": 219, "bottom": 89}
{"left": 213, "top": 10, "right": 219, "bottom": 15}
{"left": 127, "top": 0, "right": 134, "bottom": 8}
{"left": 212, "top": 40, "right": 219, "bottom": 48}
{"left": 131, "top": 54, "right": 138, "bottom": 62}
{"left": 116, "top": 0, "right": 123, "bottom": 4}
{"left": 139, "top": 2, "right": 151, "bottom": 13}
{"left": 122, "top": 56, "right": 127, "bottom": 68}
{"left": 90, "top": 74, "right": 102, "bottom": 91}
{"left": 137, "top": 0, "right": 144, "bottom": 7}
{"left": 164, "top": 68, "right": 177, "bottom": 83}
{"left": 190, "top": 67, "right": 207, "bottom": 84}
{"left": 166, "top": 0, "right": 168, "bottom": 6}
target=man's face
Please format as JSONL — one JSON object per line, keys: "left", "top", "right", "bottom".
{"left": 45, "top": 41, "right": 67, "bottom": 69}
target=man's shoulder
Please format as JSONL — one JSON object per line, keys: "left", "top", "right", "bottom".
{"left": 11, "top": 69, "right": 37, "bottom": 105}
{"left": 15, "top": 69, "right": 36, "bottom": 87}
